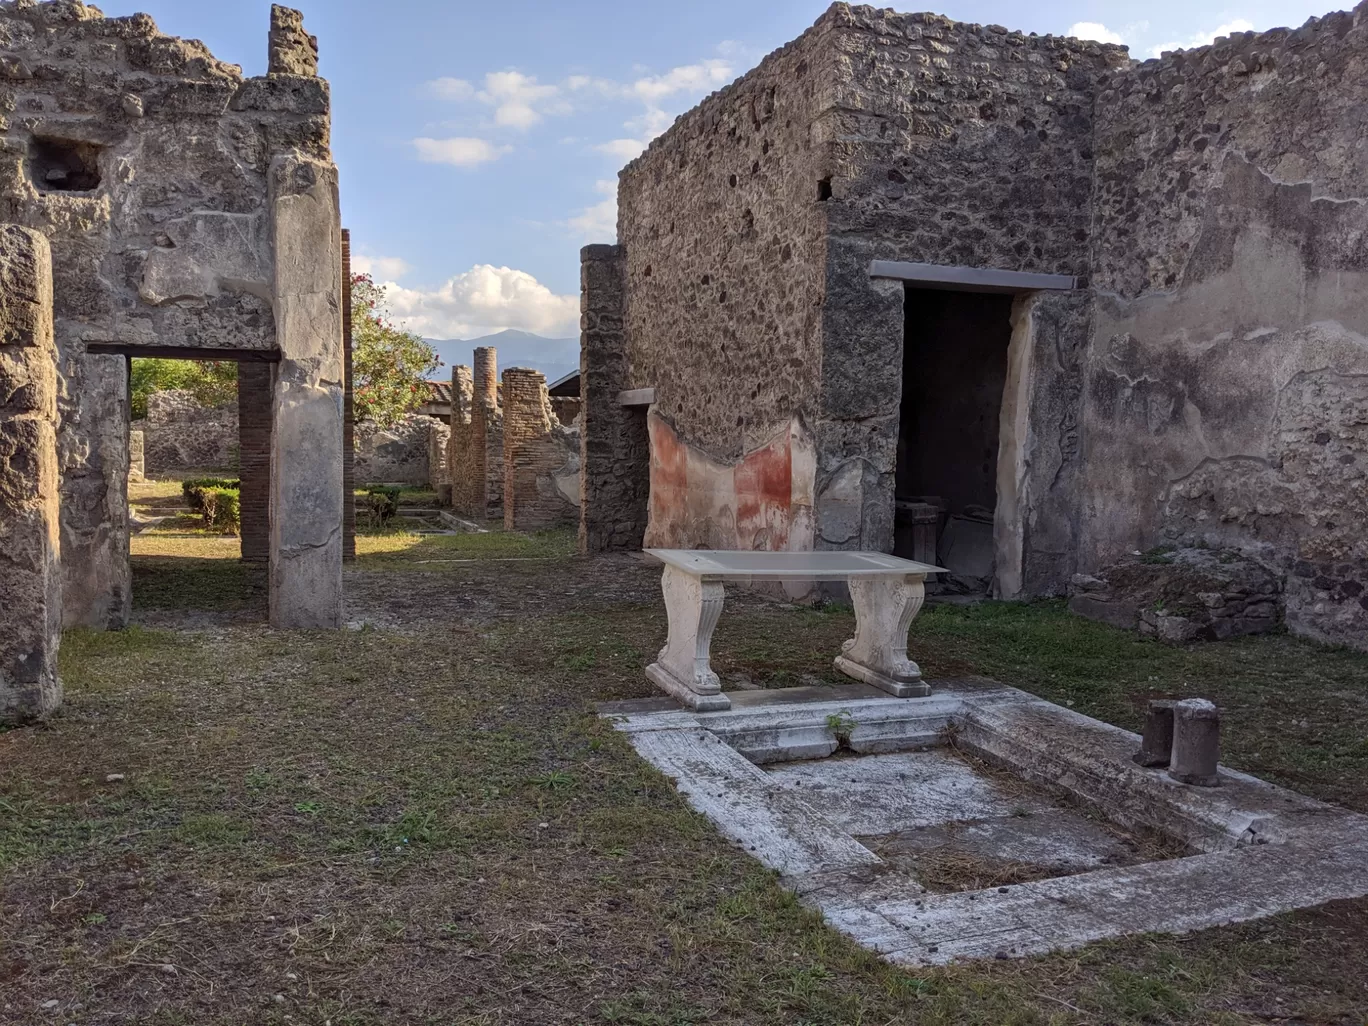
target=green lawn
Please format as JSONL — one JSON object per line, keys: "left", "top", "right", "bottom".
{"left": 2, "top": 542, "right": 1365, "bottom": 1025}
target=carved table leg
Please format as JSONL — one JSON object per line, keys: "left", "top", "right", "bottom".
{"left": 834, "top": 573, "right": 932, "bottom": 697}
{"left": 646, "top": 566, "right": 731, "bottom": 711}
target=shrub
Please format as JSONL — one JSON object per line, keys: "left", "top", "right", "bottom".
{"left": 361, "top": 486, "right": 402, "bottom": 530}
{"left": 201, "top": 487, "right": 241, "bottom": 535}
{"left": 183, "top": 478, "right": 240, "bottom": 512}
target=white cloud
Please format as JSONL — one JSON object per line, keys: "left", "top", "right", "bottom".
{"left": 479, "top": 70, "right": 566, "bottom": 130}
{"left": 1151, "top": 19, "right": 1256, "bottom": 57}
{"left": 627, "top": 59, "right": 734, "bottom": 103}
{"left": 594, "top": 87, "right": 696, "bottom": 166}
{"left": 383, "top": 265, "right": 580, "bottom": 339}
{"left": 565, "top": 180, "right": 618, "bottom": 242}
{"left": 1067, "top": 22, "right": 1126, "bottom": 45}
{"left": 427, "top": 70, "right": 568, "bottom": 131}
{"left": 596, "top": 138, "right": 648, "bottom": 161}
{"left": 412, "top": 137, "right": 511, "bottom": 168}
{"left": 429, "top": 77, "right": 475, "bottom": 101}
{"left": 352, "top": 254, "right": 412, "bottom": 281}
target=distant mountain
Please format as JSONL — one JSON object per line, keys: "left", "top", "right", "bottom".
{"left": 424, "top": 329, "right": 578, "bottom": 386}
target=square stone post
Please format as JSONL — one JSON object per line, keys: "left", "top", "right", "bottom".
{"left": 0, "top": 225, "right": 63, "bottom": 724}
{"left": 579, "top": 244, "right": 649, "bottom": 553}
{"left": 268, "top": 155, "right": 344, "bottom": 628}
{"left": 238, "top": 360, "right": 273, "bottom": 563}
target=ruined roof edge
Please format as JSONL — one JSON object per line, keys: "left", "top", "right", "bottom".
{"left": 0, "top": 0, "right": 251, "bottom": 81}
{"left": 619, "top": 2, "right": 1130, "bottom": 178}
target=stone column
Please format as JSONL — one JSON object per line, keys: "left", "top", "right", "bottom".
{"left": 238, "top": 361, "right": 273, "bottom": 563}
{"left": 268, "top": 154, "right": 344, "bottom": 629}
{"left": 341, "top": 228, "right": 356, "bottom": 562}
{"left": 579, "top": 244, "right": 649, "bottom": 553}
{"left": 0, "top": 225, "right": 63, "bottom": 724}
{"left": 472, "top": 347, "right": 503, "bottom": 518}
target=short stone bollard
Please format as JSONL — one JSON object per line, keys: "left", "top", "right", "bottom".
{"left": 1133, "top": 699, "right": 1176, "bottom": 767}
{"left": 1169, "top": 698, "right": 1221, "bottom": 787}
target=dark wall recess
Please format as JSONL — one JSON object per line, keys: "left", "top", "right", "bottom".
{"left": 30, "top": 137, "right": 103, "bottom": 192}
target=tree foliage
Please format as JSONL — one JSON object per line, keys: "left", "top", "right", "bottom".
{"left": 352, "top": 273, "right": 441, "bottom": 428}
{"left": 130, "top": 358, "right": 238, "bottom": 420}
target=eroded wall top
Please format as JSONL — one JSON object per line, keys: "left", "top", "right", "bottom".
{"left": 0, "top": 0, "right": 330, "bottom": 353}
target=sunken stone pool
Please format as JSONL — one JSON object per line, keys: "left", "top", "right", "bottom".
{"left": 603, "top": 679, "right": 1368, "bottom": 965}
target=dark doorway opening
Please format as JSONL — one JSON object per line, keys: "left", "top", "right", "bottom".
{"left": 894, "top": 287, "right": 1014, "bottom": 594}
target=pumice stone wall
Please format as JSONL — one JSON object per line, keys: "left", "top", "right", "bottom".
{"left": 586, "top": 0, "right": 1368, "bottom": 650}
{"left": 0, "top": 1, "right": 344, "bottom": 630}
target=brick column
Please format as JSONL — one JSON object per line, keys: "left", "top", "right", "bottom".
{"left": 341, "top": 228, "right": 356, "bottom": 561}
{"left": 238, "top": 361, "right": 273, "bottom": 563}
{"left": 0, "top": 225, "right": 63, "bottom": 724}
{"left": 472, "top": 347, "right": 503, "bottom": 519}
{"left": 448, "top": 365, "right": 477, "bottom": 515}
{"left": 580, "top": 244, "right": 649, "bottom": 552}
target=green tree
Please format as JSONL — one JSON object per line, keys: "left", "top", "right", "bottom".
{"left": 130, "top": 358, "right": 238, "bottom": 420}
{"left": 352, "top": 273, "right": 441, "bottom": 428}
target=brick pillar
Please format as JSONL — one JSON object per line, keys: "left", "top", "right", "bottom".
{"left": 341, "top": 228, "right": 356, "bottom": 561}
{"left": 448, "top": 365, "right": 477, "bottom": 515}
{"left": 238, "top": 361, "right": 273, "bottom": 563}
{"left": 0, "top": 225, "right": 62, "bottom": 724}
{"left": 472, "top": 347, "right": 503, "bottom": 519}
{"left": 580, "top": 244, "right": 649, "bottom": 553}
{"left": 502, "top": 368, "right": 577, "bottom": 531}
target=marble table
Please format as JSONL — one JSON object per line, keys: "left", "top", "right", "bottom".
{"left": 643, "top": 549, "right": 947, "bottom": 711}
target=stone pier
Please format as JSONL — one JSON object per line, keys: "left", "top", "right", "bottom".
{"left": 447, "top": 365, "right": 478, "bottom": 515}
{"left": 579, "top": 244, "right": 648, "bottom": 552}
{"left": 0, "top": 226, "right": 63, "bottom": 724}
{"left": 268, "top": 154, "right": 344, "bottom": 629}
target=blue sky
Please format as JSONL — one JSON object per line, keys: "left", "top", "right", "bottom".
{"left": 105, "top": 0, "right": 1332, "bottom": 341}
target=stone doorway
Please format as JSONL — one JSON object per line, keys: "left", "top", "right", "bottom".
{"left": 894, "top": 287, "right": 1015, "bottom": 595}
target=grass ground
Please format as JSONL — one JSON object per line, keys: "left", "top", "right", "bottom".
{"left": 3, "top": 503, "right": 1366, "bottom": 1024}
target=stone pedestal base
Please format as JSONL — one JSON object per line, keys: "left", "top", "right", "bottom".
{"left": 835, "top": 574, "right": 931, "bottom": 698}
{"left": 646, "top": 565, "right": 731, "bottom": 711}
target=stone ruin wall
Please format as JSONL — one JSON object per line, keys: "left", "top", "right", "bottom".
{"left": 1085, "top": 6, "right": 1368, "bottom": 649}
{"left": 352, "top": 414, "right": 432, "bottom": 486}
{"left": 139, "top": 389, "right": 238, "bottom": 474}
{"left": 616, "top": 23, "right": 830, "bottom": 553}
{"left": 0, "top": 0, "right": 340, "bottom": 629}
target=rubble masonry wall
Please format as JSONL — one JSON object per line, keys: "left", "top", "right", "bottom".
{"left": 1085, "top": 6, "right": 1368, "bottom": 648}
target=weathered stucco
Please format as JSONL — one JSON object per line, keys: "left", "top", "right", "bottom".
{"left": 1086, "top": 10, "right": 1368, "bottom": 648}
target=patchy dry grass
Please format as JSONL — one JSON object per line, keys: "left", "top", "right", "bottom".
{"left": 1, "top": 545, "right": 1366, "bottom": 1024}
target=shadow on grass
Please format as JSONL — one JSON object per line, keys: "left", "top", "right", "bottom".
{"left": 132, "top": 555, "right": 267, "bottom": 613}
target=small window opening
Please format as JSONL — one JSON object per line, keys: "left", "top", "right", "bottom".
{"left": 30, "top": 136, "right": 103, "bottom": 192}
{"left": 817, "top": 177, "right": 833, "bottom": 201}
